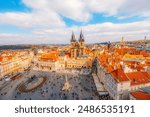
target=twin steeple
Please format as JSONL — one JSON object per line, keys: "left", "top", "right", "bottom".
{"left": 70, "top": 30, "right": 85, "bottom": 42}
{"left": 79, "top": 30, "right": 84, "bottom": 42}
{"left": 71, "top": 31, "right": 76, "bottom": 42}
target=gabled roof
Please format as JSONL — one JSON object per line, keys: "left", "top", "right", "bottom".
{"left": 107, "top": 66, "right": 129, "bottom": 83}
{"left": 126, "top": 72, "right": 150, "bottom": 86}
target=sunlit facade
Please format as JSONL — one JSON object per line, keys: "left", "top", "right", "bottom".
{"left": 96, "top": 45, "right": 150, "bottom": 100}
{"left": 0, "top": 51, "right": 33, "bottom": 79}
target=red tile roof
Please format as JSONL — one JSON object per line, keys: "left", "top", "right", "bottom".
{"left": 131, "top": 91, "right": 150, "bottom": 100}
{"left": 126, "top": 72, "right": 150, "bottom": 86}
{"left": 147, "top": 71, "right": 150, "bottom": 76}
{"left": 0, "top": 55, "right": 3, "bottom": 62}
{"left": 107, "top": 67, "right": 129, "bottom": 83}
{"left": 40, "top": 51, "right": 59, "bottom": 62}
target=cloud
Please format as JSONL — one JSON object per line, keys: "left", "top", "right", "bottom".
{"left": 0, "top": 0, "right": 149, "bottom": 28}
{"left": 0, "top": 33, "right": 28, "bottom": 45}
{"left": 0, "top": 33, "right": 55, "bottom": 45}
{"left": 31, "top": 20, "right": 150, "bottom": 44}
{"left": 23, "top": 0, "right": 91, "bottom": 22}
{"left": 0, "top": 11, "right": 65, "bottom": 29}
{"left": 0, "top": 19, "right": 150, "bottom": 45}
{"left": 85, "top": 0, "right": 125, "bottom": 16}
{"left": 118, "top": 0, "right": 150, "bottom": 18}
{"left": 0, "top": 0, "right": 150, "bottom": 44}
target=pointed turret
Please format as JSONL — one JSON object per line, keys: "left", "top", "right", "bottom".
{"left": 79, "top": 30, "right": 84, "bottom": 42}
{"left": 71, "top": 31, "right": 76, "bottom": 42}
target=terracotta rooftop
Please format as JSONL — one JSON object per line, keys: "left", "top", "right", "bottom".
{"left": 40, "top": 51, "right": 59, "bottom": 62}
{"left": 126, "top": 72, "right": 150, "bottom": 86}
{"left": 107, "top": 66, "right": 129, "bottom": 83}
{"left": 0, "top": 55, "right": 3, "bottom": 62}
{"left": 131, "top": 91, "right": 150, "bottom": 100}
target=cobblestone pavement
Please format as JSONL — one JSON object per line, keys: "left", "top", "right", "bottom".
{"left": 0, "top": 70, "right": 99, "bottom": 100}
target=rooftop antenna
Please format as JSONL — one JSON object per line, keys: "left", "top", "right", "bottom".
{"left": 120, "top": 36, "right": 125, "bottom": 46}
{"left": 145, "top": 36, "right": 147, "bottom": 40}
{"left": 121, "top": 37, "right": 124, "bottom": 43}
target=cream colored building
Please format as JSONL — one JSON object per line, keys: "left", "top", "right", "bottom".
{"left": 33, "top": 59, "right": 56, "bottom": 71}
{"left": 34, "top": 54, "right": 92, "bottom": 71}
{"left": 66, "top": 56, "right": 92, "bottom": 69}
{"left": 0, "top": 54, "right": 32, "bottom": 79}
{"left": 104, "top": 72, "right": 130, "bottom": 100}
{"left": 96, "top": 56, "right": 150, "bottom": 100}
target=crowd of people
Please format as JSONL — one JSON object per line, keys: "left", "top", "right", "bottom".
{"left": 1, "top": 68, "right": 110, "bottom": 100}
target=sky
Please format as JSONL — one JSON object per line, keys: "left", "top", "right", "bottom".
{"left": 0, "top": 0, "right": 150, "bottom": 45}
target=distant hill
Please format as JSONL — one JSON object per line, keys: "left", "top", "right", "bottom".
{"left": 0, "top": 45, "right": 31, "bottom": 50}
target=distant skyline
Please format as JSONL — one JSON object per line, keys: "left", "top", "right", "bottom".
{"left": 0, "top": 0, "right": 150, "bottom": 45}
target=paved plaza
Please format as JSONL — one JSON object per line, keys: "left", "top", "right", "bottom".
{"left": 0, "top": 70, "right": 100, "bottom": 100}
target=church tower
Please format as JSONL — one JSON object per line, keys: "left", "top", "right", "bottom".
{"left": 70, "top": 31, "right": 76, "bottom": 46}
{"left": 70, "top": 31, "right": 85, "bottom": 59}
{"left": 70, "top": 31, "right": 78, "bottom": 59}
{"left": 79, "top": 30, "right": 85, "bottom": 55}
